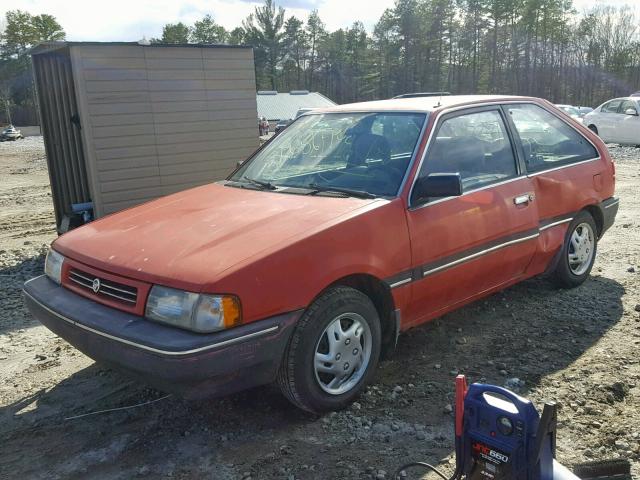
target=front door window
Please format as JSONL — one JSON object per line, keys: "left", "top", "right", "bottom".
{"left": 601, "top": 100, "right": 622, "bottom": 113}
{"left": 412, "top": 109, "right": 517, "bottom": 205}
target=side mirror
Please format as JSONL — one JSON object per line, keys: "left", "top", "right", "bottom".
{"left": 413, "top": 173, "right": 462, "bottom": 203}
{"left": 624, "top": 108, "right": 638, "bottom": 116}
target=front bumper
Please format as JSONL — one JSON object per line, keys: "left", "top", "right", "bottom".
{"left": 23, "top": 275, "right": 301, "bottom": 399}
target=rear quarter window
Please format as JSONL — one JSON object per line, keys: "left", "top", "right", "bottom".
{"left": 507, "top": 104, "right": 598, "bottom": 173}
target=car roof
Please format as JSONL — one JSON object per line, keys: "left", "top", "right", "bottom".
{"left": 314, "top": 95, "right": 533, "bottom": 114}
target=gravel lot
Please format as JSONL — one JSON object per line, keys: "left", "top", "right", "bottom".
{"left": 0, "top": 137, "right": 638, "bottom": 479}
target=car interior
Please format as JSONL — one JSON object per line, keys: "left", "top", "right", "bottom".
{"left": 234, "top": 104, "right": 599, "bottom": 198}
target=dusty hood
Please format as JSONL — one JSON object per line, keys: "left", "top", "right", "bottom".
{"left": 54, "top": 183, "right": 379, "bottom": 291}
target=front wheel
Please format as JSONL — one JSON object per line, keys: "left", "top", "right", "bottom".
{"left": 277, "top": 286, "right": 381, "bottom": 413}
{"left": 552, "top": 211, "right": 598, "bottom": 288}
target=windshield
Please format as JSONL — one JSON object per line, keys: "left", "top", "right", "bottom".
{"left": 229, "top": 112, "right": 427, "bottom": 197}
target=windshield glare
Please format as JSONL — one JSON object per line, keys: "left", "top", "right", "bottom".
{"left": 230, "top": 112, "right": 427, "bottom": 196}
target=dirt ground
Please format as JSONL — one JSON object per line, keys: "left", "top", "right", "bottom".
{"left": 0, "top": 137, "right": 638, "bottom": 480}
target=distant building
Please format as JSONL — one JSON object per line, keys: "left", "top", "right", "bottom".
{"left": 256, "top": 90, "right": 337, "bottom": 130}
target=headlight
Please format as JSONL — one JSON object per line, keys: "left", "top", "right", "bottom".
{"left": 44, "top": 249, "right": 64, "bottom": 284}
{"left": 145, "top": 285, "right": 241, "bottom": 333}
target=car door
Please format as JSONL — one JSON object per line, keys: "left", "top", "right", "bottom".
{"left": 597, "top": 99, "right": 623, "bottom": 142}
{"left": 404, "top": 106, "right": 540, "bottom": 327}
{"left": 618, "top": 100, "right": 640, "bottom": 145}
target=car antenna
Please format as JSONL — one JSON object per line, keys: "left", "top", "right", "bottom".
{"left": 434, "top": 86, "right": 443, "bottom": 108}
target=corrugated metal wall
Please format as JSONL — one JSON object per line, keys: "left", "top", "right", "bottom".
{"left": 32, "top": 43, "right": 259, "bottom": 227}
{"left": 32, "top": 48, "right": 91, "bottom": 230}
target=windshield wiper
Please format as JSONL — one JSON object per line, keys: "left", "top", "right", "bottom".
{"left": 307, "top": 183, "right": 376, "bottom": 199}
{"left": 242, "top": 176, "right": 277, "bottom": 190}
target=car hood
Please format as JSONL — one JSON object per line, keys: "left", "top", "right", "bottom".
{"left": 54, "top": 183, "right": 381, "bottom": 291}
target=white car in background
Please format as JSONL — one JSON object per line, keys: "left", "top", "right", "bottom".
{"left": 583, "top": 97, "right": 640, "bottom": 146}
{"left": 0, "top": 125, "right": 23, "bottom": 141}
{"left": 555, "top": 104, "right": 584, "bottom": 123}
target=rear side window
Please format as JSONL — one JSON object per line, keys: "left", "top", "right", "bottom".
{"left": 420, "top": 109, "right": 518, "bottom": 193}
{"left": 507, "top": 104, "right": 598, "bottom": 172}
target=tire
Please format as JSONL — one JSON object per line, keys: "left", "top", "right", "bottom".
{"left": 277, "top": 286, "right": 381, "bottom": 413}
{"left": 587, "top": 125, "right": 598, "bottom": 135}
{"left": 552, "top": 211, "right": 598, "bottom": 289}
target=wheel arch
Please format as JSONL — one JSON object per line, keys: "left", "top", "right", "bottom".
{"left": 583, "top": 204, "right": 604, "bottom": 238}
{"left": 324, "top": 273, "right": 399, "bottom": 360}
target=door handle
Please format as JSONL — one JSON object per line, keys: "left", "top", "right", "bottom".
{"left": 514, "top": 193, "right": 534, "bottom": 205}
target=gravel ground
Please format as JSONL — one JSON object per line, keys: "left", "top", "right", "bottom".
{"left": 0, "top": 138, "right": 638, "bottom": 479}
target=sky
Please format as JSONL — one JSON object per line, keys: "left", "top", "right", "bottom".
{"left": 2, "top": 0, "right": 639, "bottom": 43}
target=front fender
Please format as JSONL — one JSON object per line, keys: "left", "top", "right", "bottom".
{"left": 210, "top": 199, "right": 412, "bottom": 324}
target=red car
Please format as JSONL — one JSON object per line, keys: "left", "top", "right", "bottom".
{"left": 25, "top": 95, "right": 617, "bottom": 413}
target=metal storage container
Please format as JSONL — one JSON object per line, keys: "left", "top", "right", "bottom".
{"left": 31, "top": 41, "right": 259, "bottom": 232}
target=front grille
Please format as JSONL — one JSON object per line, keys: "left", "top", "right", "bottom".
{"left": 68, "top": 268, "right": 138, "bottom": 306}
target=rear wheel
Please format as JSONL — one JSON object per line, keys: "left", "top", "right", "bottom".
{"left": 277, "top": 286, "right": 381, "bottom": 413}
{"left": 552, "top": 211, "right": 597, "bottom": 288}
